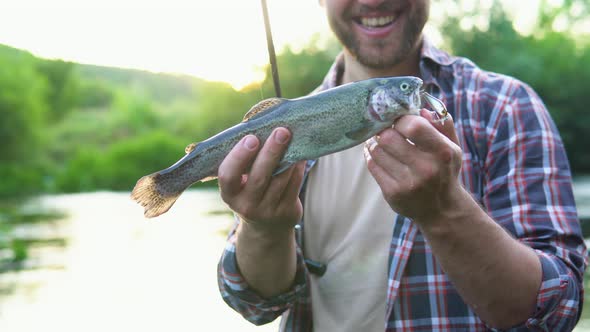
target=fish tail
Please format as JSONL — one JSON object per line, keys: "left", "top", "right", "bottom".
{"left": 131, "top": 173, "right": 185, "bottom": 218}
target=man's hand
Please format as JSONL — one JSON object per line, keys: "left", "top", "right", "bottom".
{"left": 366, "top": 110, "right": 543, "bottom": 328}
{"left": 219, "top": 127, "right": 304, "bottom": 298}
{"left": 218, "top": 127, "right": 306, "bottom": 232}
{"left": 365, "top": 109, "right": 463, "bottom": 224}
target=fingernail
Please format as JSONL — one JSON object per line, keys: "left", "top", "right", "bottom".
{"left": 370, "top": 142, "right": 378, "bottom": 152}
{"left": 274, "top": 129, "right": 289, "bottom": 144}
{"left": 243, "top": 135, "right": 258, "bottom": 150}
{"left": 363, "top": 144, "right": 372, "bottom": 162}
{"left": 365, "top": 137, "right": 378, "bottom": 151}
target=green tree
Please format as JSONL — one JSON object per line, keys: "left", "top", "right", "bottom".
{"left": 36, "top": 59, "right": 78, "bottom": 122}
{"left": 0, "top": 49, "right": 48, "bottom": 196}
{"left": 441, "top": 2, "right": 590, "bottom": 174}
{"left": 0, "top": 52, "right": 47, "bottom": 162}
{"left": 256, "top": 36, "right": 340, "bottom": 99}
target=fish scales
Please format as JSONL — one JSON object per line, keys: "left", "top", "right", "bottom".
{"left": 132, "top": 76, "right": 425, "bottom": 218}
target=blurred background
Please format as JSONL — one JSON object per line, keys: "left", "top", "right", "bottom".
{"left": 0, "top": 0, "right": 589, "bottom": 330}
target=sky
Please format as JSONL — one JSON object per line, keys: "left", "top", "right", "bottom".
{"left": 0, "top": 0, "right": 558, "bottom": 89}
{"left": 0, "top": 0, "right": 330, "bottom": 89}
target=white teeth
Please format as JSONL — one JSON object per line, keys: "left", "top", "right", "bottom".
{"left": 360, "top": 15, "right": 396, "bottom": 28}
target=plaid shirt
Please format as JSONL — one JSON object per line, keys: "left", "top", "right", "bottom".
{"left": 218, "top": 39, "right": 587, "bottom": 331}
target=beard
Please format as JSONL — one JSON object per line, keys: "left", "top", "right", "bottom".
{"left": 327, "top": 1, "right": 428, "bottom": 69}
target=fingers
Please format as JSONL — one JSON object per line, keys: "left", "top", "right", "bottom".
{"left": 366, "top": 111, "right": 461, "bottom": 192}
{"left": 374, "top": 127, "right": 421, "bottom": 167}
{"left": 218, "top": 127, "right": 304, "bottom": 227}
{"left": 218, "top": 135, "right": 260, "bottom": 200}
{"left": 243, "top": 128, "right": 292, "bottom": 201}
{"left": 280, "top": 161, "right": 306, "bottom": 205}
{"left": 420, "top": 109, "right": 459, "bottom": 145}
{"left": 262, "top": 164, "right": 296, "bottom": 206}
{"left": 365, "top": 143, "right": 405, "bottom": 189}
{"left": 393, "top": 111, "right": 459, "bottom": 156}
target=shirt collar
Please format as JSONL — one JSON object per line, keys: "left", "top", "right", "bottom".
{"left": 420, "top": 37, "right": 457, "bottom": 67}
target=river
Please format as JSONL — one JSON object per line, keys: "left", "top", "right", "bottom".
{"left": 0, "top": 190, "right": 279, "bottom": 332}
{"left": 1, "top": 179, "right": 589, "bottom": 331}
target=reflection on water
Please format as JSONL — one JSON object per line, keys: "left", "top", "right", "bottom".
{"left": 0, "top": 190, "right": 278, "bottom": 332}
{"left": 2, "top": 179, "right": 590, "bottom": 332}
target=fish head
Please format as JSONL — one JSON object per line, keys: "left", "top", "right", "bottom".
{"left": 367, "top": 77, "right": 423, "bottom": 123}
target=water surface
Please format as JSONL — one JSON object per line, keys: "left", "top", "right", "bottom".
{"left": 2, "top": 178, "right": 590, "bottom": 331}
{"left": 0, "top": 190, "right": 279, "bottom": 332}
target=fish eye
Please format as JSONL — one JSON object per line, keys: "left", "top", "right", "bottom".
{"left": 400, "top": 82, "right": 410, "bottom": 92}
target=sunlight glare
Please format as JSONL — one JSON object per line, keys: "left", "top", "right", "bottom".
{"left": 0, "top": 0, "right": 330, "bottom": 90}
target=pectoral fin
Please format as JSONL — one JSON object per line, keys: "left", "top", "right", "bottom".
{"left": 243, "top": 98, "right": 286, "bottom": 122}
{"left": 345, "top": 124, "right": 374, "bottom": 141}
{"left": 199, "top": 176, "right": 217, "bottom": 182}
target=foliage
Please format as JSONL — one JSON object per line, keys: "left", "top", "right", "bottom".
{"left": 36, "top": 59, "right": 78, "bottom": 121}
{"left": 76, "top": 63, "right": 202, "bottom": 104}
{"left": 0, "top": 48, "right": 47, "bottom": 164}
{"left": 75, "top": 79, "right": 114, "bottom": 108}
{"left": 53, "top": 131, "right": 185, "bottom": 192}
{"left": 256, "top": 38, "right": 341, "bottom": 99}
{"left": 441, "top": 2, "right": 590, "bottom": 174}
{"left": 536, "top": 0, "right": 589, "bottom": 33}
{"left": 1, "top": 3, "right": 590, "bottom": 197}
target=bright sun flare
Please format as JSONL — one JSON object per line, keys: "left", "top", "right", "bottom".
{"left": 0, "top": 0, "right": 547, "bottom": 90}
{"left": 0, "top": 0, "right": 329, "bottom": 90}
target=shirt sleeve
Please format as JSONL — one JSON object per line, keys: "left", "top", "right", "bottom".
{"left": 217, "top": 218, "right": 310, "bottom": 326}
{"left": 479, "top": 78, "right": 587, "bottom": 331}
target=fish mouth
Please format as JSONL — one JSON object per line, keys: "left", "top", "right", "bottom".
{"left": 410, "top": 90, "right": 422, "bottom": 111}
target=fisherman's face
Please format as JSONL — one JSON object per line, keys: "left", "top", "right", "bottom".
{"left": 321, "top": 0, "right": 429, "bottom": 69}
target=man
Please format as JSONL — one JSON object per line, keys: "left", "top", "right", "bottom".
{"left": 217, "top": 0, "right": 587, "bottom": 331}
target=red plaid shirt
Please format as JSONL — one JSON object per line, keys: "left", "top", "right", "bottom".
{"left": 218, "top": 39, "right": 587, "bottom": 331}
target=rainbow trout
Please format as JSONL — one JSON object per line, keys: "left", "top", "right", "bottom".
{"left": 132, "top": 76, "right": 443, "bottom": 218}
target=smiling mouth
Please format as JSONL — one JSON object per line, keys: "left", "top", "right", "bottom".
{"left": 354, "top": 13, "right": 399, "bottom": 29}
{"left": 355, "top": 14, "right": 398, "bottom": 29}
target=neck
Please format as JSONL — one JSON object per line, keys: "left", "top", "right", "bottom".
{"left": 341, "top": 39, "right": 423, "bottom": 84}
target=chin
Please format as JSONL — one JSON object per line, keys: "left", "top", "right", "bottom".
{"left": 353, "top": 43, "right": 411, "bottom": 69}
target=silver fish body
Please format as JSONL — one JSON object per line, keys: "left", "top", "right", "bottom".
{"left": 132, "top": 76, "right": 423, "bottom": 217}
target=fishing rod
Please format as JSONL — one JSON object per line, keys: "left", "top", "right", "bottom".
{"left": 259, "top": 0, "right": 326, "bottom": 276}
{"left": 260, "top": 0, "right": 282, "bottom": 98}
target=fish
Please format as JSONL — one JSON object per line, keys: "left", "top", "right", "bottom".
{"left": 131, "top": 76, "right": 435, "bottom": 218}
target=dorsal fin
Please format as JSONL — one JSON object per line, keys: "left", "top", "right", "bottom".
{"left": 243, "top": 97, "right": 286, "bottom": 122}
{"left": 185, "top": 142, "right": 198, "bottom": 154}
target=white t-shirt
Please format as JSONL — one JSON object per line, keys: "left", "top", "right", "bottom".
{"left": 303, "top": 143, "right": 396, "bottom": 331}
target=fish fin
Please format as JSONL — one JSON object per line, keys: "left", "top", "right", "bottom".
{"left": 345, "top": 125, "right": 373, "bottom": 141}
{"left": 272, "top": 161, "right": 294, "bottom": 176}
{"left": 200, "top": 175, "right": 217, "bottom": 182}
{"left": 131, "top": 174, "right": 185, "bottom": 218}
{"left": 185, "top": 142, "right": 199, "bottom": 154}
{"left": 243, "top": 97, "right": 286, "bottom": 122}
